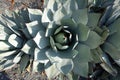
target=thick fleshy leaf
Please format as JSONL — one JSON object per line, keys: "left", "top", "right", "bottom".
{"left": 83, "top": 31, "right": 102, "bottom": 49}
{"left": 96, "top": 47, "right": 117, "bottom": 76}
{"left": 26, "top": 21, "right": 44, "bottom": 37}
{"left": 46, "top": 49, "right": 78, "bottom": 63}
{"left": 0, "top": 41, "right": 14, "bottom": 51}
{"left": 66, "top": 73, "right": 73, "bottom": 80}
{"left": 13, "top": 52, "right": 23, "bottom": 63}
{"left": 0, "top": 24, "right": 10, "bottom": 40}
{"left": 76, "top": 0, "right": 88, "bottom": 9}
{"left": 73, "top": 62, "right": 88, "bottom": 77}
{"left": 53, "top": 6, "right": 67, "bottom": 24}
{"left": 50, "top": 36, "right": 57, "bottom": 51}
{"left": 115, "top": 59, "right": 120, "bottom": 67}
{"left": 47, "top": 0, "right": 58, "bottom": 13}
{"left": 61, "top": 15, "right": 77, "bottom": 28}
{"left": 87, "top": 13, "right": 101, "bottom": 29}
{"left": 54, "top": 26, "right": 62, "bottom": 35}
{"left": 32, "top": 61, "right": 44, "bottom": 72}
{"left": 0, "top": 59, "right": 15, "bottom": 71}
{"left": 19, "top": 54, "right": 30, "bottom": 72}
{"left": 100, "top": 61, "right": 117, "bottom": 77}
{"left": 28, "top": 8, "right": 42, "bottom": 21}
{"left": 12, "top": 10, "right": 26, "bottom": 28}
{"left": 63, "top": 0, "right": 78, "bottom": 13}
{"left": 72, "top": 9, "right": 88, "bottom": 25}
{"left": 100, "top": 6, "right": 112, "bottom": 26}
{"left": 108, "top": 18, "right": 120, "bottom": 35}
{"left": 45, "top": 22, "right": 57, "bottom": 37}
{"left": 21, "top": 39, "right": 36, "bottom": 55}
{"left": 91, "top": 49, "right": 101, "bottom": 63}
{"left": 8, "top": 34, "right": 23, "bottom": 48}
{"left": 21, "top": 28, "right": 31, "bottom": 39}
{"left": 45, "top": 63, "right": 60, "bottom": 79}
{"left": 0, "top": 50, "right": 19, "bottom": 58}
{"left": 0, "top": 15, "right": 21, "bottom": 37}
{"left": 34, "top": 48, "right": 49, "bottom": 64}
{"left": 34, "top": 31, "right": 50, "bottom": 49}
{"left": 55, "top": 43, "right": 69, "bottom": 50}
{"left": 16, "top": 8, "right": 30, "bottom": 23}
{"left": 42, "top": 8, "right": 53, "bottom": 23}
{"left": 102, "top": 42, "right": 120, "bottom": 60}
{"left": 75, "top": 43, "right": 92, "bottom": 62}
{"left": 77, "top": 23, "right": 90, "bottom": 41}
{"left": 105, "top": 5, "right": 120, "bottom": 25}
{"left": 107, "top": 33, "right": 120, "bottom": 51}
{"left": 56, "top": 59, "right": 73, "bottom": 74}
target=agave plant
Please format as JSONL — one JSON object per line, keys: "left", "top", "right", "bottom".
{"left": 0, "top": 0, "right": 120, "bottom": 80}
{"left": 88, "top": 0, "right": 120, "bottom": 80}
{"left": 0, "top": 9, "right": 38, "bottom": 72}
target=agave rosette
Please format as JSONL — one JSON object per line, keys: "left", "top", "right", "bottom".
{"left": 29, "top": 0, "right": 104, "bottom": 78}
{"left": 0, "top": 0, "right": 104, "bottom": 78}
{"left": 0, "top": 9, "right": 36, "bottom": 71}
{"left": 0, "top": 0, "right": 120, "bottom": 79}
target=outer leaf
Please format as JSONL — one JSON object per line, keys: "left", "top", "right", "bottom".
{"left": 28, "top": 8, "right": 42, "bottom": 21}
{"left": 100, "top": 62, "right": 117, "bottom": 77}
{"left": 26, "top": 21, "right": 44, "bottom": 37}
{"left": 107, "top": 33, "right": 120, "bottom": 51}
{"left": 45, "top": 63, "right": 60, "bottom": 79}
{"left": 100, "top": 6, "right": 112, "bottom": 26}
{"left": 72, "top": 9, "right": 88, "bottom": 25}
{"left": 34, "top": 31, "right": 50, "bottom": 49}
{"left": 21, "top": 28, "right": 31, "bottom": 39}
{"left": 8, "top": 34, "right": 23, "bottom": 48}
{"left": 75, "top": 43, "right": 92, "bottom": 62}
{"left": 77, "top": 23, "right": 90, "bottom": 41}
{"left": 61, "top": 15, "right": 77, "bottom": 28}
{"left": 13, "top": 52, "right": 23, "bottom": 63}
{"left": 0, "top": 59, "right": 15, "bottom": 71}
{"left": 63, "top": 0, "right": 78, "bottom": 13}
{"left": 106, "top": 5, "right": 120, "bottom": 25}
{"left": 73, "top": 62, "right": 88, "bottom": 77}
{"left": 0, "top": 41, "right": 14, "bottom": 51}
{"left": 0, "top": 15, "right": 21, "bottom": 37}
{"left": 46, "top": 49, "right": 78, "bottom": 63}
{"left": 19, "top": 54, "right": 30, "bottom": 72}
{"left": 108, "top": 18, "right": 120, "bottom": 35}
{"left": 0, "top": 50, "right": 19, "bottom": 58}
{"left": 42, "top": 8, "right": 53, "bottom": 23}
{"left": 87, "top": 13, "right": 101, "bottom": 29}
{"left": 47, "top": 0, "right": 58, "bottom": 13}
{"left": 91, "top": 49, "right": 101, "bottom": 63}
{"left": 45, "top": 22, "right": 57, "bottom": 37}
{"left": 83, "top": 31, "right": 102, "bottom": 49}
{"left": 21, "top": 39, "right": 36, "bottom": 55}
{"left": 56, "top": 59, "right": 73, "bottom": 74}
{"left": 34, "top": 48, "right": 49, "bottom": 64}
{"left": 32, "top": 61, "right": 44, "bottom": 72}
{"left": 53, "top": 6, "right": 67, "bottom": 24}
{"left": 102, "top": 42, "right": 120, "bottom": 60}
{"left": 0, "top": 24, "right": 10, "bottom": 40}
{"left": 96, "top": 47, "right": 117, "bottom": 76}
{"left": 76, "top": 0, "right": 88, "bottom": 9}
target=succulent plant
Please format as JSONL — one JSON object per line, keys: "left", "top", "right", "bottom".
{"left": 0, "top": 9, "right": 37, "bottom": 72}
{"left": 0, "top": 0, "right": 120, "bottom": 80}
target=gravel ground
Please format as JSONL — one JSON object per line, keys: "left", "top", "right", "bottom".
{"left": 0, "top": 0, "right": 43, "bottom": 13}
